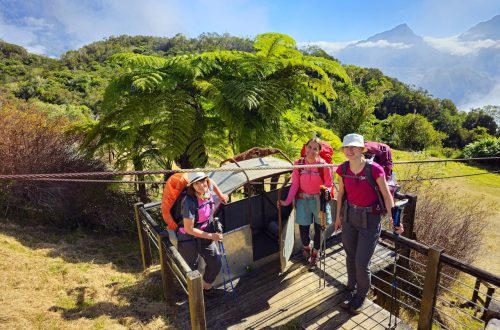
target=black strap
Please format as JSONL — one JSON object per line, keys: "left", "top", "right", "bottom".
{"left": 340, "top": 161, "right": 386, "bottom": 212}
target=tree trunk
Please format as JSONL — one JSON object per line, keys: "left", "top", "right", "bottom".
{"left": 133, "top": 156, "right": 149, "bottom": 204}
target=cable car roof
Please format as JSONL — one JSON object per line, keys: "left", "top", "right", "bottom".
{"left": 208, "top": 157, "right": 292, "bottom": 195}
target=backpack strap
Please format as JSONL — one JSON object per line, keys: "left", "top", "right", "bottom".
{"left": 364, "top": 163, "right": 386, "bottom": 212}
{"left": 298, "top": 157, "right": 325, "bottom": 183}
{"left": 179, "top": 194, "right": 214, "bottom": 231}
{"left": 341, "top": 161, "right": 349, "bottom": 202}
{"left": 340, "top": 161, "right": 386, "bottom": 213}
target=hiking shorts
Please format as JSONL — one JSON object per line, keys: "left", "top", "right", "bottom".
{"left": 295, "top": 197, "right": 332, "bottom": 226}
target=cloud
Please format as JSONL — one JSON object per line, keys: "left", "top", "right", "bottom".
{"left": 424, "top": 36, "right": 500, "bottom": 56}
{"left": 0, "top": 13, "right": 50, "bottom": 55}
{"left": 298, "top": 41, "right": 357, "bottom": 55}
{"left": 354, "top": 40, "right": 413, "bottom": 49}
{"left": 0, "top": 0, "right": 270, "bottom": 57}
{"left": 459, "top": 81, "right": 500, "bottom": 110}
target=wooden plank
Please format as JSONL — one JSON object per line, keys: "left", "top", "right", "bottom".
{"left": 187, "top": 270, "right": 206, "bottom": 330}
{"left": 418, "top": 245, "right": 444, "bottom": 330}
{"left": 199, "top": 241, "right": 409, "bottom": 330}
{"left": 134, "top": 202, "right": 152, "bottom": 269}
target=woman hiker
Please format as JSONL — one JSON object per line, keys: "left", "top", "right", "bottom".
{"left": 334, "top": 133, "right": 403, "bottom": 314}
{"left": 279, "top": 137, "right": 333, "bottom": 269}
{"left": 176, "top": 171, "right": 227, "bottom": 297}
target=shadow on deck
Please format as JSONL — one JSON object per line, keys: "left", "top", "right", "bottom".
{"left": 177, "top": 236, "right": 412, "bottom": 329}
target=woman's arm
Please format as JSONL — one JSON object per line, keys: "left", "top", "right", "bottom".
{"left": 334, "top": 175, "right": 344, "bottom": 231}
{"left": 280, "top": 164, "right": 300, "bottom": 206}
{"left": 376, "top": 176, "right": 403, "bottom": 234}
{"left": 323, "top": 165, "right": 333, "bottom": 192}
{"left": 209, "top": 178, "right": 228, "bottom": 204}
{"left": 183, "top": 218, "right": 223, "bottom": 241}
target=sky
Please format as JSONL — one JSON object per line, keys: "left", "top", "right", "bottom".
{"left": 0, "top": 0, "right": 499, "bottom": 58}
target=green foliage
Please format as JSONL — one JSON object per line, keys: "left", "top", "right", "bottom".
{"left": 381, "top": 114, "right": 446, "bottom": 151}
{"left": 463, "top": 108, "right": 498, "bottom": 136}
{"left": 463, "top": 138, "right": 500, "bottom": 158}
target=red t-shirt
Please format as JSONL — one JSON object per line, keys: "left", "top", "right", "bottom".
{"left": 336, "top": 162, "right": 385, "bottom": 207}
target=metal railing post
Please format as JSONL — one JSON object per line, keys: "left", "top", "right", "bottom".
{"left": 134, "top": 202, "right": 152, "bottom": 269}
{"left": 418, "top": 245, "right": 445, "bottom": 330}
{"left": 187, "top": 270, "right": 206, "bottom": 330}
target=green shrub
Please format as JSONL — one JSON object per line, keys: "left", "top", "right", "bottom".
{"left": 462, "top": 138, "right": 500, "bottom": 158}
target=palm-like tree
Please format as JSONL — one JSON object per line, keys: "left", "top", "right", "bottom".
{"left": 85, "top": 33, "right": 350, "bottom": 202}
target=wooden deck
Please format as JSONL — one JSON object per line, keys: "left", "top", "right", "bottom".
{"left": 177, "top": 236, "right": 413, "bottom": 329}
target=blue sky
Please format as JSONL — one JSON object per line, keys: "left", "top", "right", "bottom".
{"left": 0, "top": 0, "right": 499, "bottom": 57}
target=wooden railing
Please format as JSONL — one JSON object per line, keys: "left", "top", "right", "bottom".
{"left": 135, "top": 194, "right": 499, "bottom": 330}
{"left": 134, "top": 201, "right": 207, "bottom": 330}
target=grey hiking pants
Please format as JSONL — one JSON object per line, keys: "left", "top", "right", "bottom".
{"left": 177, "top": 233, "right": 222, "bottom": 284}
{"left": 341, "top": 205, "right": 382, "bottom": 300}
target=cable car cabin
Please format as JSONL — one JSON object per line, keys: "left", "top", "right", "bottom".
{"left": 166, "top": 154, "right": 336, "bottom": 286}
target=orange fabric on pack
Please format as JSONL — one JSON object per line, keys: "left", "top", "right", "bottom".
{"left": 161, "top": 172, "right": 188, "bottom": 230}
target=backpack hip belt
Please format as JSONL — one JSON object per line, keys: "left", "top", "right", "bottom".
{"left": 297, "top": 192, "right": 320, "bottom": 200}
{"left": 347, "top": 202, "right": 373, "bottom": 213}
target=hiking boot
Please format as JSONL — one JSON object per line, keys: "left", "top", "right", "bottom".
{"left": 203, "top": 288, "right": 223, "bottom": 299}
{"left": 308, "top": 249, "right": 319, "bottom": 270}
{"left": 340, "top": 290, "right": 356, "bottom": 309}
{"left": 302, "top": 244, "right": 312, "bottom": 262}
{"left": 348, "top": 295, "right": 366, "bottom": 315}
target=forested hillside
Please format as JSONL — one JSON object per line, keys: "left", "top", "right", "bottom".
{"left": 1, "top": 32, "right": 499, "bottom": 226}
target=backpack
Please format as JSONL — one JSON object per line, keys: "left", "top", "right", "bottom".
{"left": 300, "top": 141, "right": 334, "bottom": 164}
{"left": 340, "top": 141, "right": 398, "bottom": 213}
{"left": 161, "top": 173, "right": 189, "bottom": 230}
{"left": 363, "top": 141, "right": 392, "bottom": 181}
{"left": 161, "top": 173, "right": 216, "bottom": 231}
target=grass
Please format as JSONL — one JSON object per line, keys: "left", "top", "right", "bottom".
{"left": 0, "top": 219, "right": 177, "bottom": 330}
{"left": 392, "top": 150, "right": 500, "bottom": 274}
{"left": 1, "top": 150, "right": 498, "bottom": 329}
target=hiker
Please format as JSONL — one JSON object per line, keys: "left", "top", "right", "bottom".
{"left": 176, "top": 172, "right": 227, "bottom": 296}
{"left": 334, "top": 133, "right": 403, "bottom": 314}
{"left": 279, "top": 137, "right": 333, "bottom": 268}
{"left": 161, "top": 172, "right": 228, "bottom": 231}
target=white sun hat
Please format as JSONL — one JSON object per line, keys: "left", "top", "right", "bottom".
{"left": 341, "top": 133, "right": 366, "bottom": 149}
{"left": 187, "top": 172, "right": 208, "bottom": 186}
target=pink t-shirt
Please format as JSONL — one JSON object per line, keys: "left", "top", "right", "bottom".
{"left": 284, "top": 158, "right": 333, "bottom": 205}
{"left": 178, "top": 193, "right": 213, "bottom": 234}
{"left": 336, "top": 162, "right": 385, "bottom": 207}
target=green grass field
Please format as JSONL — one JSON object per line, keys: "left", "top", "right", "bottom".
{"left": 0, "top": 152, "right": 498, "bottom": 329}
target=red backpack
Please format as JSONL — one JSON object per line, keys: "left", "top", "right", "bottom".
{"left": 300, "top": 141, "right": 334, "bottom": 164}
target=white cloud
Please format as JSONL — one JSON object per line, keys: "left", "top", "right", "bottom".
{"left": 0, "top": 13, "right": 49, "bottom": 55}
{"left": 0, "top": 0, "right": 270, "bottom": 57}
{"left": 23, "top": 17, "right": 53, "bottom": 30}
{"left": 459, "top": 82, "right": 500, "bottom": 110}
{"left": 355, "top": 40, "right": 413, "bottom": 49}
{"left": 424, "top": 36, "right": 500, "bottom": 56}
{"left": 298, "top": 41, "right": 357, "bottom": 55}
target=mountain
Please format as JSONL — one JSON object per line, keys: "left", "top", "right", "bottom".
{"left": 333, "top": 15, "right": 500, "bottom": 109}
{"left": 459, "top": 14, "right": 500, "bottom": 41}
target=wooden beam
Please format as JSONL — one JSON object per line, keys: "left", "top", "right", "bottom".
{"left": 134, "top": 202, "right": 151, "bottom": 270}
{"left": 418, "top": 245, "right": 444, "bottom": 330}
{"left": 187, "top": 270, "right": 206, "bottom": 330}
{"left": 158, "top": 233, "right": 174, "bottom": 303}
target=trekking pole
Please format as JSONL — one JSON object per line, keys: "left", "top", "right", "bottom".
{"left": 213, "top": 217, "right": 227, "bottom": 296}
{"left": 387, "top": 206, "right": 402, "bottom": 330}
{"left": 214, "top": 217, "right": 237, "bottom": 300}
{"left": 319, "top": 186, "right": 328, "bottom": 288}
